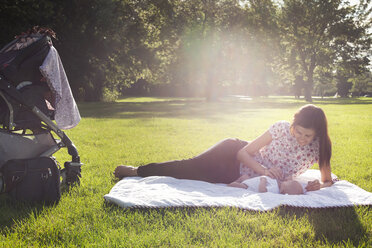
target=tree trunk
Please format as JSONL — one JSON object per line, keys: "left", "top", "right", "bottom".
{"left": 304, "top": 77, "right": 313, "bottom": 102}
{"left": 303, "top": 63, "right": 316, "bottom": 102}
{"left": 304, "top": 84, "right": 312, "bottom": 102}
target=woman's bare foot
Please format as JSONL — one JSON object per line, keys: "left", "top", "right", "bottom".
{"left": 114, "top": 165, "right": 138, "bottom": 179}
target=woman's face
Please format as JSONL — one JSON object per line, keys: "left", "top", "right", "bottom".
{"left": 293, "top": 125, "right": 316, "bottom": 146}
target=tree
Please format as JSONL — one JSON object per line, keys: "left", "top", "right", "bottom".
{"left": 0, "top": 0, "right": 55, "bottom": 46}
{"left": 0, "top": 0, "right": 167, "bottom": 101}
{"left": 350, "top": 71, "right": 372, "bottom": 96}
{"left": 293, "top": 75, "right": 304, "bottom": 98}
{"left": 1, "top": 0, "right": 369, "bottom": 101}
{"left": 336, "top": 70, "right": 353, "bottom": 97}
{"left": 279, "top": 0, "right": 371, "bottom": 102}
{"left": 238, "top": 0, "right": 280, "bottom": 97}
{"left": 161, "top": 0, "right": 246, "bottom": 100}
{"left": 313, "top": 69, "right": 335, "bottom": 97}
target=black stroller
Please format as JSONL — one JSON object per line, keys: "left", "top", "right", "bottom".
{"left": 0, "top": 28, "right": 82, "bottom": 202}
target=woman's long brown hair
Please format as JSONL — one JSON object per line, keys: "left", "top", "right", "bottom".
{"left": 290, "top": 104, "right": 332, "bottom": 168}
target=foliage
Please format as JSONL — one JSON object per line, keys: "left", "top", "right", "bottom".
{"left": 278, "top": 0, "right": 371, "bottom": 102}
{"left": 101, "top": 87, "right": 120, "bottom": 102}
{"left": 336, "top": 69, "right": 353, "bottom": 97}
{"left": 0, "top": 0, "right": 370, "bottom": 101}
{"left": 350, "top": 70, "right": 372, "bottom": 96}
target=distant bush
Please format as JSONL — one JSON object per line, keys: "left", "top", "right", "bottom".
{"left": 101, "top": 87, "right": 119, "bottom": 102}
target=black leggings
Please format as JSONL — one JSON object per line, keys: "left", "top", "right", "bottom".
{"left": 137, "top": 138, "right": 248, "bottom": 184}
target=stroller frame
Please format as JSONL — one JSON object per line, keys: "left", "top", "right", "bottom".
{"left": 0, "top": 33, "right": 82, "bottom": 191}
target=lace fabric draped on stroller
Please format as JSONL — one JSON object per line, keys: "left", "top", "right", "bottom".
{"left": 0, "top": 32, "right": 82, "bottom": 191}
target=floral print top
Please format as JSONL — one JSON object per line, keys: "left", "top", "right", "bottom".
{"left": 240, "top": 121, "right": 319, "bottom": 179}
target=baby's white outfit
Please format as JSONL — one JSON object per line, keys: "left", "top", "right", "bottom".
{"left": 242, "top": 176, "right": 280, "bottom": 193}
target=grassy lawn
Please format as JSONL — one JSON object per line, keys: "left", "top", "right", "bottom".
{"left": 0, "top": 96, "right": 371, "bottom": 247}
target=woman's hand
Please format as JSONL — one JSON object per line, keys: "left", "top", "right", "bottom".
{"left": 264, "top": 167, "right": 283, "bottom": 180}
{"left": 305, "top": 179, "right": 321, "bottom": 191}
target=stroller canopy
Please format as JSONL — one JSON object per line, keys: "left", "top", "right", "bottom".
{"left": 0, "top": 32, "right": 80, "bottom": 130}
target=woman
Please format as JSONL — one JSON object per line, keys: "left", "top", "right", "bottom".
{"left": 114, "top": 104, "right": 333, "bottom": 191}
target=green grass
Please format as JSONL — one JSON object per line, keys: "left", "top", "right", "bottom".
{"left": 0, "top": 96, "right": 371, "bottom": 247}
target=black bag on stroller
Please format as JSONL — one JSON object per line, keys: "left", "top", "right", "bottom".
{"left": 0, "top": 27, "right": 82, "bottom": 204}
{"left": 1, "top": 157, "right": 61, "bottom": 204}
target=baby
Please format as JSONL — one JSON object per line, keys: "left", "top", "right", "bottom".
{"left": 228, "top": 174, "right": 305, "bottom": 195}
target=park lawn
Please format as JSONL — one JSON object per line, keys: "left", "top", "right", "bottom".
{"left": 0, "top": 96, "right": 371, "bottom": 247}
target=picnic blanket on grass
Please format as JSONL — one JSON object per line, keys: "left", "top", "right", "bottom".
{"left": 104, "top": 169, "right": 372, "bottom": 211}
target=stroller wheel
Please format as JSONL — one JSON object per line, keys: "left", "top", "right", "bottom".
{"left": 61, "top": 162, "right": 82, "bottom": 190}
{"left": 67, "top": 169, "right": 81, "bottom": 185}
{"left": 65, "top": 163, "right": 81, "bottom": 185}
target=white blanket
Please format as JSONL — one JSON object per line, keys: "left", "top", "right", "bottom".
{"left": 104, "top": 170, "right": 372, "bottom": 211}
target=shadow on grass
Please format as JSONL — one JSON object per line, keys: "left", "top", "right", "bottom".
{"left": 311, "top": 97, "right": 372, "bottom": 105}
{"left": 78, "top": 100, "right": 255, "bottom": 120}
{"left": 78, "top": 99, "right": 298, "bottom": 120}
{"left": 78, "top": 97, "right": 372, "bottom": 120}
{"left": 0, "top": 194, "right": 50, "bottom": 233}
{"left": 0, "top": 186, "right": 70, "bottom": 233}
{"left": 278, "top": 206, "right": 369, "bottom": 246}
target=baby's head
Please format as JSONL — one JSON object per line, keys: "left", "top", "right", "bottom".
{"left": 279, "top": 180, "right": 304, "bottom": 195}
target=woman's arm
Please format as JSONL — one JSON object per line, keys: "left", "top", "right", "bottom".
{"left": 237, "top": 130, "right": 283, "bottom": 179}
{"left": 227, "top": 182, "right": 248, "bottom": 189}
{"left": 231, "top": 174, "right": 251, "bottom": 183}
{"left": 320, "top": 165, "right": 333, "bottom": 188}
{"left": 227, "top": 175, "right": 250, "bottom": 188}
{"left": 306, "top": 165, "right": 333, "bottom": 191}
